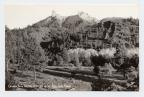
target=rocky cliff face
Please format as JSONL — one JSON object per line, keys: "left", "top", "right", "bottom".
{"left": 84, "top": 18, "right": 139, "bottom": 49}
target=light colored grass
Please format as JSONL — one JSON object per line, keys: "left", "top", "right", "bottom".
{"left": 13, "top": 70, "right": 92, "bottom": 91}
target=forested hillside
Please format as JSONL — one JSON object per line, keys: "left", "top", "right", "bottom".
{"left": 6, "top": 13, "right": 139, "bottom": 67}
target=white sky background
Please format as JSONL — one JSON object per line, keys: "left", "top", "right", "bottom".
{"left": 5, "top": 4, "right": 138, "bottom": 29}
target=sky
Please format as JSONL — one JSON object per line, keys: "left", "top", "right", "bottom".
{"left": 5, "top": 4, "right": 139, "bottom": 29}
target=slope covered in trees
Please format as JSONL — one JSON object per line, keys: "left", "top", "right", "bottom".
{"left": 5, "top": 13, "right": 139, "bottom": 69}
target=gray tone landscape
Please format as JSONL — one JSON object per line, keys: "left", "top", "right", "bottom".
{"left": 5, "top": 12, "right": 139, "bottom": 91}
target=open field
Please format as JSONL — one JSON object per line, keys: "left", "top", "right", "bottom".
{"left": 9, "top": 70, "right": 92, "bottom": 91}
{"left": 7, "top": 66, "right": 131, "bottom": 91}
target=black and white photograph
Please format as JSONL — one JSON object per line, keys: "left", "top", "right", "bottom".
{"left": 5, "top": 4, "right": 139, "bottom": 91}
